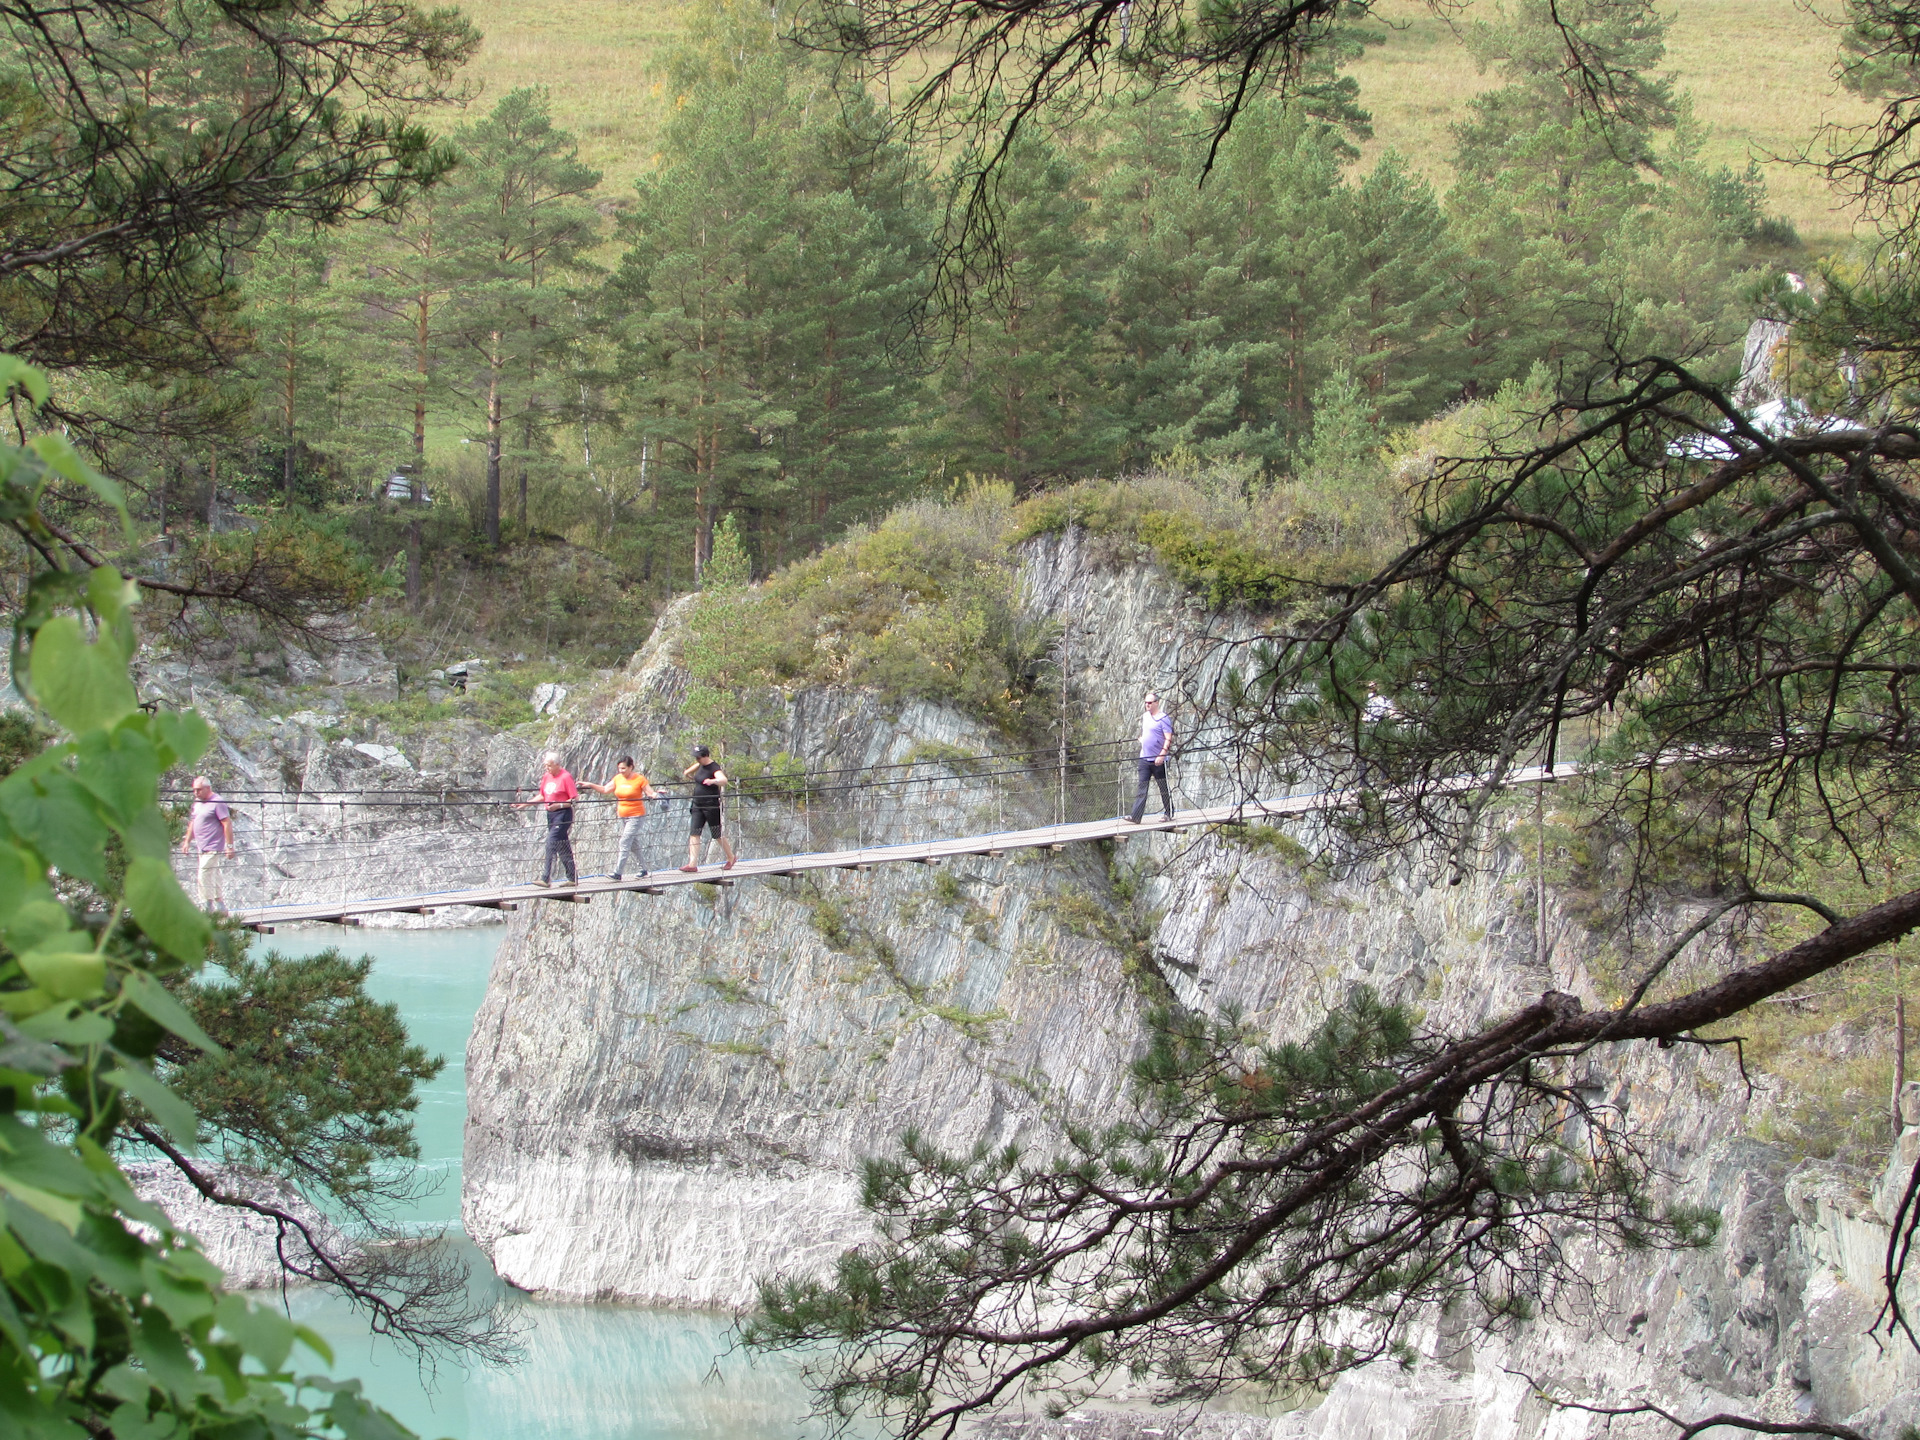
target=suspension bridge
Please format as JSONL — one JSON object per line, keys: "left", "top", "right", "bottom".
{"left": 223, "top": 759, "right": 1575, "bottom": 933}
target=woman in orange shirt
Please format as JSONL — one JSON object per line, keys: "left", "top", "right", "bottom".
{"left": 584, "top": 756, "right": 662, "bottom": 880}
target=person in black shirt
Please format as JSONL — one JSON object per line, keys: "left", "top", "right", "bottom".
{"left": 679, "top": 744, "right": 738, "bottom": 872}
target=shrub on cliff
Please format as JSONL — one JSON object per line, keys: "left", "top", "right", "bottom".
{"left": 681, "top": 486, "right": 1059, "bottom": 738}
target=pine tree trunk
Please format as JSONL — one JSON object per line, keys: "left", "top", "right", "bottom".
{"left": 413, "top": 287, "right": 430, "bottom": 503}
{"left": 518, "top": 411, "right": 532, "bottom": 528}
{"left": 486, "top": 331, "right": 503, "bottom": 547}
{"left": 284, "top": 326, "right": 297, "bottom": 508}
{"left": 406, "top": 518, "right": 422, "bottom": 612}
{"left": 209, "top": 444, "right": 220, "bottom": 530}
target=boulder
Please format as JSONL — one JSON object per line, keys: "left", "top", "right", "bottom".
{"left": 124, "top": 1161, "right": 358, "bottom": 1289}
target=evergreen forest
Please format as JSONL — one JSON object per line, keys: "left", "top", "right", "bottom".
{"left": 2, "top": 0, "right": 1805, "bottom": 663}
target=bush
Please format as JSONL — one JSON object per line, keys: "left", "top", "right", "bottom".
{"left": 683, "top": 485, "right": 1059, "bottom": 736}
{"left": 1012, "top": 453, "right": 1404, "bottom": 610}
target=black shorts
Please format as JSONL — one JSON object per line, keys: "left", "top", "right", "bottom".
{"left": 690, "top": 807, "right": 724, "bottom": 838}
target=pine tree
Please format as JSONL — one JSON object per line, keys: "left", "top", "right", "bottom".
{"left": 927, "top": 134, "right": 1110, "bottom": 493}
{"left": 235, "top": 222, "right": 344, "bottom": 508}
{"left": 342, "top": 183, "right": 469, "bottom": 498}
{"left": 1437, "top": 0, "right": 1750, "bottom": 394}
{"left": 1093, "top": 98, "right": 1365, "bottom": 473}
{"left": 1340, "top": 154, "right": 1461, "bottom": 422}
{"left": 609, "top": 22, "right": 930, "bottom": 581}
{"left": 608, "top": 59, "right": 801, "bottom": 579}
{"left": 1095, "top": 93, "right": 1281, "bottom": 468}
{"left": 441, "top": 89, "right": 601, "bottom": 546}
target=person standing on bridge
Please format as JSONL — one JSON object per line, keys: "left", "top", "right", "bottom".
{"left": 180, "top": 775, "right": 234, "bottom": 910}
{"left": 515, "top": 752, "right": 579, "bottom": 886}
{"left": 680, "top": 744, "right": 737, "bottom": 872}
{"left": 1124, "top": 691, "right": 1175, "bottom": 824}
{"left": 584, "top": 756, "right": 661, "bottom": 881}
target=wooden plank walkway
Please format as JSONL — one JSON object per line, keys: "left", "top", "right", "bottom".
{"left": 231, "top": 763, "right": 1570, "bottom": 932}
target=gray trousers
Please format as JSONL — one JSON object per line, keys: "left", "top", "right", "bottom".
{"left": 613, "top": 816, "right": 649, "bottom": 876}
{"left": 1130, "top": 759, "right": 1172, "bottom": 821}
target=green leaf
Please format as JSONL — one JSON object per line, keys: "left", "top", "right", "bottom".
{"left": 0, "top": 355, "right": 50, "bottom": 409}
{"left": 29, "top": 615, "right": 137, "bottom": 733}
{"left": 84, "top": 562, "right": 137, "bottom": 625}
{"left": 120, "top": 970, "right": 222, "bottom": 1054}
{"left": 16, "top": 1003, "right": 115, "bottom": 1045}
{"left": 0, "top": 765, "right": 111, "bottom": 884}
{"left": 106, "top": 1401, "right": 176, "bottom": 1440}
{"left": 104, "top": 1065, "right": 200, "bottom": 1150}
{"left": 293, "top": 1323, "right": 334, "bottom": 1366}
{"left": 33, "top": 437, "right": 129, "bottom": 533}
{"left": 74, "top": 725, "right": 160, "bottom": 824}
{"left": 214, "top": 1293, "right": 296, "bottom": 1370}
{"left": 0, "top": 1175, "right": 83, "bottom": 1232}
{"left": 1, "top": 897, "right": 73, "bottom": 954}
{"left": 320, "top": 1379, "right": 421, "bottom": 1440}
{"left": 139, "top": 1256, "right": 218, "bottom": 1328}
{"left": 125, "top": 858, "right": 212, "bottom": 965}
{"left": 150, "top": 709, "right": 211, "bottom": 770}
{"left": 18, "top": 943, "right": 107, "bottom": 1002}
{"left": 131, "top": 1303, "right": 204, "bottom": 1399}
{"left": 117, "top": 807, "right": 173, "bottom": 862}
{"left": 0, "top": 845, "right": 51, "bottom": 930}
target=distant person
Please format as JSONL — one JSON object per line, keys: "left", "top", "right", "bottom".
{"left": 584, "top": 756, "right": 662, "bottom": 881}
{"left": 180, "top": 775, "right": 234, "bottom": 910}
{"left": 1358, "top": 680, "right": 1398, "bottom": 789}
{"left": 680, "top": 744, "right": 737, "bottom": 872}
{"left": 1125, "top": 691, "right": 1175, "bottom": 824}
{"left": 515, "top": 752, "right": 579, "bottom": 886}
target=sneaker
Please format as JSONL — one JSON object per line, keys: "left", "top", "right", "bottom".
{"left": 610, "top": 873, "right": 623, "bottom": 882}
{"left": 637, "top": 869, "right": 649, "bottom": 878}
{"left": 530, "top": 878, "right": 551, "bottom": 887}
{"left": 679, "top": 864, "right": 698, "bottom": 873}
{"left": 1161, "top": 813, "right": 1175, "bottom": 822}
{"left": 722, "top": 858, "right": 736, "bottom": 871}
{"left": 1120, "top": 815, "right": 1140, "bottom": 824}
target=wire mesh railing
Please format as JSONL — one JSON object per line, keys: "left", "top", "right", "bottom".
{"left": 168, "top": 724, "right": 1273, "bottom": 916}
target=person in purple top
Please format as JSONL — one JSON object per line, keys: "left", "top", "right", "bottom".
{"left": 1124, "top": 691, "right": 1175, "bottom": 824}
{"left": 179, "top": 775, "right": 234, "bottom": 910}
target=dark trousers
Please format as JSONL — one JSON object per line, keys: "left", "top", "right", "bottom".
{"left": 543, "top": 806, "right": 577, "bottom": 882}
{"left": 1129, "top": 759, "right": 1171, "bottom": 821}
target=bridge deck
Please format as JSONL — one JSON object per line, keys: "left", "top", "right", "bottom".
{"left": 231, "top": 764, "right": 1566, "bottom": 931}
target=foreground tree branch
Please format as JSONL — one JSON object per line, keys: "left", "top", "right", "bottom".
{"left": 135, "top": 1123, "right": 523, "bottom": 1368}
{"left": 746, "top": 888, "right": 1920, "bottom": 1437}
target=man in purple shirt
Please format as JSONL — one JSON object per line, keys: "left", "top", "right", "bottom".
{"left": 179, "top": 775, "right": 233, "bottom": 910}
{"left": 1125, "top": 691, "right": 1175, "bottom": 824}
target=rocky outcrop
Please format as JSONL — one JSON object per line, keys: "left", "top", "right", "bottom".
{"left": 125, "top": 1161, "right": 357, "bottom": 1290}
{"left": 134, "top": 642, "right": 576, "bottom": 924}
{"left": 455, "top": 530, "right": 1920, "bottom": 1437}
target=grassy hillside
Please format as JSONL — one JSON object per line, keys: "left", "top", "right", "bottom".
{"left": 439, "top": 0, "right": 1875, "bottom": 249}
{"left": 434, "top": 0, "right": 681, "bottom": 197}
{"left": 1347, "top": 0, "right": 1875, "bottom": 248}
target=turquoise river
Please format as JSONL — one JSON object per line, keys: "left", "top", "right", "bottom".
{"left": 256, "top": 925, "right": 865, "bottom": 1440}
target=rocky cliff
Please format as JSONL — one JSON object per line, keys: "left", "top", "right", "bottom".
{"left": 456, "top": 530, "right": 1919, "bottom": 1438}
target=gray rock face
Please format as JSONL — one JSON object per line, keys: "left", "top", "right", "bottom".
{"left": 125, "top": 1161, "right": 356, "bottom": 1290}
{"left": 456, "top": 530, "right": 1920, "bottom": 1436}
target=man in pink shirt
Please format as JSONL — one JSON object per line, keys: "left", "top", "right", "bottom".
{"left": 179, "top": 775, "right": 234, "bottom": 910}
{"left": 514, "top": 751, "right": 579, "bottom": 886}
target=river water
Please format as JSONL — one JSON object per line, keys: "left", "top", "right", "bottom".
{"left": 258, "top": 926, "right": 856, "bottom": 1440}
